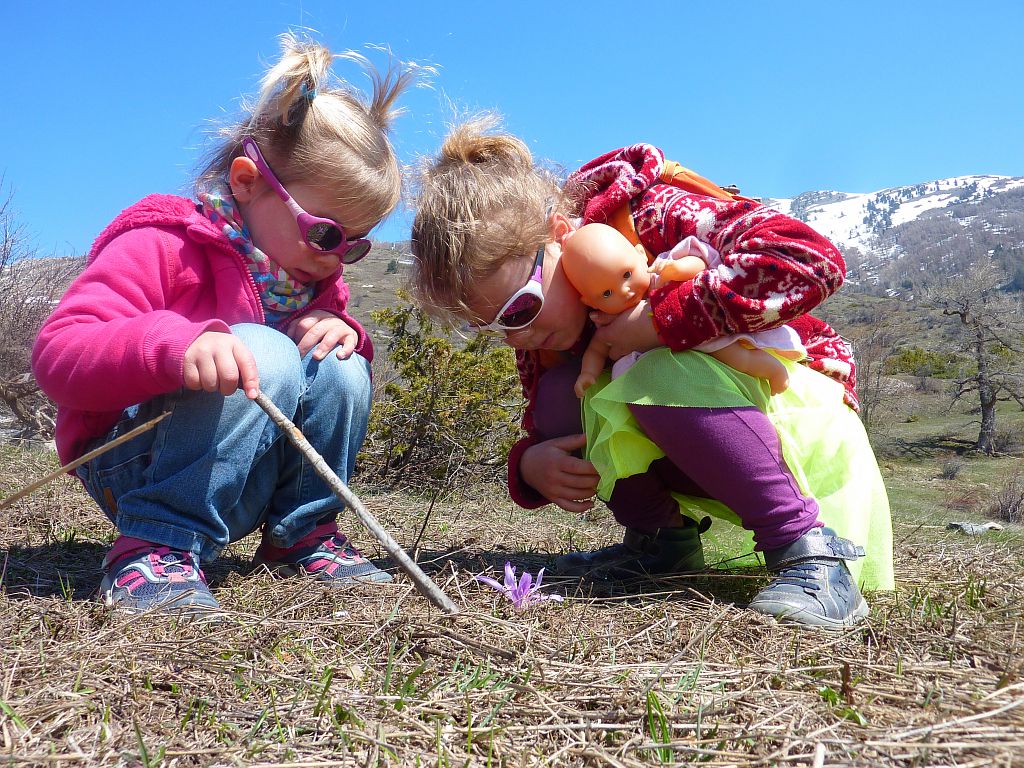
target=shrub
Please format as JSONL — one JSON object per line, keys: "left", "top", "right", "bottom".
{"left": 0, "top": 189, "right": 83, "bottom": 440}
{"left": 884, "top": 347, "right": 963, "bottom": 379}
{"left": 939, "top": 457, "right": 965, "bottom": 480}
{"left": 358, "top": 296, "right": 523, "bottom": 492}
{"left": 943, "top": 485, "right": 982, "bottom": 513}
{"left": 987, "top": 473, "right": 1024, "bottom": 524}
{"left": 993, "top": 426, "right": 1024, "bottom": 456}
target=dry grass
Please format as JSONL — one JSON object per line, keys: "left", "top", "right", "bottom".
{"left": 2, "top": 446, "right": 1024, "bottom": 767}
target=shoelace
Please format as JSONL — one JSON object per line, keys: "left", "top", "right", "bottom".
{"left": 774, "top": 562, "right": 827, "bottom": 592}
{"left": 320, "top": 535, "right": 363, "bottom": 560}
{"left": 148, "top": 547, "right": 204, "bottom": 582}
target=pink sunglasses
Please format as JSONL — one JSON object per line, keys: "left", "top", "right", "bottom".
{"left": 241, "top": 137, "right": 371, "bottom": 265}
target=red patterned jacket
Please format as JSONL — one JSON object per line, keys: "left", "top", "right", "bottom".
{"left": 507, "top": 144, "right": 858, "bottom": 509}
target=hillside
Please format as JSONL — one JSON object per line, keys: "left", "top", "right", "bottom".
{"left": 342, "top": 244, "right": 416, "bottom": 340}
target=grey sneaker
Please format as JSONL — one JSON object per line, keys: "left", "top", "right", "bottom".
{"left": 553, "top": 518, "right": 709, "bottom": 580}
{"left": 99, "top": 546, "right": 222, "bottom": 616}
{"left": 748, "top": 527, "right": 869, "bottom": 630}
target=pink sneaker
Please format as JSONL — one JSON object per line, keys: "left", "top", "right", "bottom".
{"left": 100, "top": 539, "right": 221, "bottom": 616}
{"left": 253, "top": 523, "right": 392, "bottom": 585}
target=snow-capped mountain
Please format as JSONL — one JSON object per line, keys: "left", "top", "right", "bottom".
{"left": 764, "top": 175, "right": 1024, "bottom": 292}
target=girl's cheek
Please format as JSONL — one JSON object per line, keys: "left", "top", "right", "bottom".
{"left": 502, "top": 332, "right": 530, "bottom": 350}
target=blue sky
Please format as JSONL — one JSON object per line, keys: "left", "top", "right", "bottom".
{"left": 3, "top": 1, "right": 1023, "bottom": 256}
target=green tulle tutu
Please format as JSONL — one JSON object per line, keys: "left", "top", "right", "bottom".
{"left": 582, "top": 349, "right": 894, "bottom": 590}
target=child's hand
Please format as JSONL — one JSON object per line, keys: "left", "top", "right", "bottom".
{"left": 183, "top": 331, "right": 260, "bottom": 399}
{"left": 521, "top": 434, "right": 599, "bottom": 513}
{"left": 649, "top": 254, "right": 705, "bottom": 283}
{"left": 288, "top": 310, "right": 358, "bottom": 360}
{"left": 590, "top": 299, "right": 660, "bottom": 360}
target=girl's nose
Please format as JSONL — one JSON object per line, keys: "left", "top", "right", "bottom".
{"left": 315, "top": 250, "right": 342, "bottom": 269}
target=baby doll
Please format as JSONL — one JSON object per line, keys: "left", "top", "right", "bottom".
{"left": 562, "top": 223, "right": 805, "bottom": 398}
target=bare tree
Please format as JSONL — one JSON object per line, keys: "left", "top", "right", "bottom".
{"left": 849, "top": 321, "right": 914, "bottom": 442}
{"left": 924, "top": 259, "right": 1024, "bottom": 454}
{"left": 0, "top": 185, "right": 83, "bottom": 440}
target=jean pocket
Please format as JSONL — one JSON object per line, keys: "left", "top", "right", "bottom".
{"left": 77, "top": 452, "right": 150, "bottom": 522}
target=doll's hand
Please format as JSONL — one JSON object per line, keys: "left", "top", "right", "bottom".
{"left": 520, "top": 434, "right": 599, "bottom": 514}
{"left": 183, "top": 331, "right": 260, "bottom": 399}
{"left": 574, "top": 373, "right": 595, "bottom": 398}
{"left": 288, "top": 310, "right": 358, "bottom": 360}
{"left": 590, "top": 299, "right": 660, "bottom": 360}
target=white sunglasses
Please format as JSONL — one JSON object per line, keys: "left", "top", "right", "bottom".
{"left": 468, "top": 244, "right": 546, "bottom": 332}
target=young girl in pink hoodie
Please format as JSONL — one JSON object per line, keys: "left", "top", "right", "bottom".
{"left": 32, "top": 35, "right": 412, "bottom": 615}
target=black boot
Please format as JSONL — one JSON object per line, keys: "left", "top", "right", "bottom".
{"left": 553, "top": 517, "right": 709, "bottom": 580}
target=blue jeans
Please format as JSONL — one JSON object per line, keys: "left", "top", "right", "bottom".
{"left": 75, "top": 323, "right": 372, "bottom": 563}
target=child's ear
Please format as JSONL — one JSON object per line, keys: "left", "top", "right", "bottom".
{"left": 228, "top": 156, "right": 260, "bottom": 202}
{"left": 550, "top": 212, "right": 577, "bottom": 246}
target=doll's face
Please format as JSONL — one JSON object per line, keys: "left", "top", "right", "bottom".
{"left": 562, "top": 224, "right": 651, "bottom": 314}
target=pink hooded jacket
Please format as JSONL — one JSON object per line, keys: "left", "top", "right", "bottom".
{"left": 32, "top": 194, "right": 372, "bottom": 464}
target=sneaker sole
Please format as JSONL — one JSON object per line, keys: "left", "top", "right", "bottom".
{"left": 101, "top": 589, "right": 225, "bottom": 620}
{"left": 749, "top": 596, "right": 870, "bottom": 631}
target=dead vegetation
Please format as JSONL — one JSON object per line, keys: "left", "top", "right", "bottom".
{"left": 2, "top": 447, "right": 1023, "bottom": 767}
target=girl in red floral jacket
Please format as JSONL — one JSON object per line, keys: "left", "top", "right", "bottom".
{"left": 412, "top": 119, "right": 894, "bottom": 630}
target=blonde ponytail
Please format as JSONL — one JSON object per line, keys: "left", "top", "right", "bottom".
{"left": 436, "top": 118, "right": 533, "bottom": 171}
{"left": 251, "top": 33, "right": 333, "bottom": 129}
{"left": 197, "top": 33, "right": 414, "bottom": 233}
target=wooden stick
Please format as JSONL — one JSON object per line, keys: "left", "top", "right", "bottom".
{"left": 253, "top": 392, "right": 459, "bottom": 615}
{"left": 0, "top": 411, "right": 171, "bottom": 511}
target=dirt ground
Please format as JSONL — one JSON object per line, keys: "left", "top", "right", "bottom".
{"left": 2, "top": 446, "right": 1023, "bottom": 767}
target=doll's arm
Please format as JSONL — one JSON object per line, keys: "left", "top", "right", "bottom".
{"left": 650, "top": 254, "right": 705, "bottom": 283}
{"left": 575, "top": 336, "right": 611, "bottom": 398}
{"left": 645, "top": 194, "right": 846, "bottom": 351}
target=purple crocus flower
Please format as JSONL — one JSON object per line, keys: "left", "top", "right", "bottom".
{"left": 474, "top": 562, "right": 564, "bottom": 611}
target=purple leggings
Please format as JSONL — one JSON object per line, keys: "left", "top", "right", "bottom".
{"left": 534, "top": 362, "right": 821, "bottom": 550}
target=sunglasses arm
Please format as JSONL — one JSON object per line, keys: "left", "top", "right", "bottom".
{"left": 241, "top": 138, "right": 292, "bottom": 205}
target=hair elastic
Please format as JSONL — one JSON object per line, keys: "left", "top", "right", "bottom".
{"left": 300, "top": 82, "right": 318, "bottom": 102}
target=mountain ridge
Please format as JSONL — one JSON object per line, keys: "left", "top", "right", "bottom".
{"left": 764, "top": 174, "right": 1024, "bottom": 293}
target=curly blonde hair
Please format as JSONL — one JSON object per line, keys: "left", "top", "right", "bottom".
{"left": 411, "top": 117, "right": 567, "bottom": 322}
{"left": 197, "top": 33, "right": 414, "bottom": 234}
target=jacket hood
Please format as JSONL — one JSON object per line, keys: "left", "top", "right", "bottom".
{"left": 87, "top": 194, "right": 213, "bottom": 264}
{"left": 566, "top": 144, "right": 666, "bottom": 225}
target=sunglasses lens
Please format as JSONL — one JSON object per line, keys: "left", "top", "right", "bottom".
{"left": 306, "top": 221, "right": 345, "bottom": 252}
{"left": 341, "top": 240, "right": 371, "bottom": 265}
{"left": 498, "top": 293, "right": 543, "bottom": 329}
